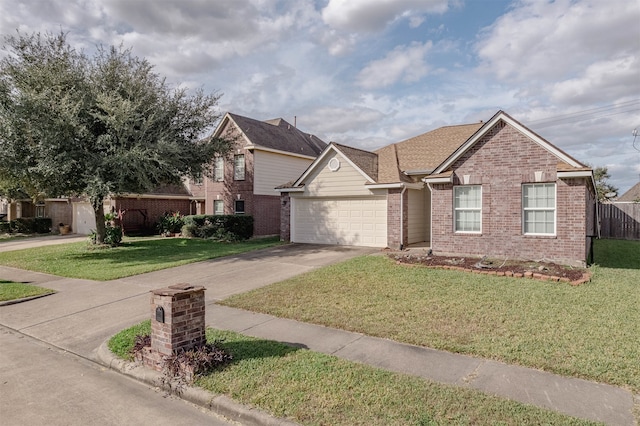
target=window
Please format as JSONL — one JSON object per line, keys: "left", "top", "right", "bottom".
{"left": 35, "top": 203, "right": 45, "bottom": 218}
{"left": 234, "top": 200, "right": 245, "bottom": 215}
{"left": 214, "top": 200, "right": 224, "bottom": 215}
{"left": 214, "top": 156, "right": 224, "bottom": 182}
{"left": 454, "top": 185, "right": 481, "bottom": 233}
{"left": 234, "top": 154, "right": 245, "bottom": 180}
{"left": 522, "top": 183, "right": 556, "bottom": 235}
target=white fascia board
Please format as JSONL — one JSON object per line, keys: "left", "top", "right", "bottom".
{"left": 244, "top": 145, "right": 317, "bottom": 160}
{"left": 557, "top": 170, "right": 593, "bottom": 178}
{"left": 117, "top": 194, "right": 192, "bottom": 200}
{"left": 434, "top": 111, "right": 584, "bottom": 174}
{"left": 366, "top": 182, "right": 423, "bottom": 190}
{"left": 422, "top": 176, "right": 452, "bottom": 184}
{"left": 275, "top": 187, "right": 305, "bottom": 193}
{"left": 404, "top": 169, "right": 433, "bottom": 176}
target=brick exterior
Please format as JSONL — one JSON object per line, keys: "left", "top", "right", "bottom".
{"left": 387, "top": 189, "right": 408, "bottom": 249}
{"left": 279, "top": 193, "right": 291, "bottom": 241}
{"left": 430, "top": 121, "right": 593, "bottom": 266}
{"left": 141, "top": 284, "right": 206, "bottom": 373}
{"left": 45, "top": 200, "right": 72, "bottom": 229}
{"left": 112, "top": 198, "right": 190, "bottom": 233}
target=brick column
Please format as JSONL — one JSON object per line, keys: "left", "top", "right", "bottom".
{"left": 142, "top": 283, "right": 205, "bottom": 372}
{"left": 280, "top": 192, "right": 291, "bottom": 242}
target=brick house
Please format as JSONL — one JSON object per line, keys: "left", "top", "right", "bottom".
{"left": 278, "top": 111, "right": 597, "bottom": 266}
{"left": 188, "top": 112, "right": 326, "bottom": 236}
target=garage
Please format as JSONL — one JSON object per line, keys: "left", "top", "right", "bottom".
{"left": 72, "top": 202, "right": 96, "bottom": 235}
{"left": 291, "top": 197, "right": 387, "bottom": 247}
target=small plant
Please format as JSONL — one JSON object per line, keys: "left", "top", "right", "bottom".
{"left": 158, "top": 211, "right": 184, "bottom": 235}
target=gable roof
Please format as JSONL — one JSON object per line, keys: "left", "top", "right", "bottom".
{"left": 433, "top": 111, "right": 587, "bottom": 174}
{"left": 375, "top": 122, "right": 484, "bottom": 183}
{"left": 279, "top": 110, "right": 594, "bottom": 191}
{"left": 617, "top": 182, "right": 640, "bottom": 202}
{"left": 215, "top": 112, "right": 326, "bottom": 158}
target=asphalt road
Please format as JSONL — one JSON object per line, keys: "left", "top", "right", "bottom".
{"left": 0, "top": 326, "right": 235, "bottom": 426}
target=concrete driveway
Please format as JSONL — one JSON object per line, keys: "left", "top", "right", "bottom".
{"left": 0, "top": 243, "right": 377, "bottom": 359}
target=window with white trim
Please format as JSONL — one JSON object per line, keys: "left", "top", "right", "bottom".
{"left": 35, "top": 203, "right": 45, "bottom": 218}
{"left": 234, "top": 200, "right": 245, "bottom": 215}
{"left": 213, "top": 200, "right": 223, "bottom": 215}
{"left": 214, "top": 156, "right": 224, "bottom": 182}
{"left": 454, "top": 185, "right": 481, "bottom": 233}
{"left": 233, "top": 154, "right": 245, "bottom": 180}
{"left": 522, "top": 183, "right": 556, "bottom": 235}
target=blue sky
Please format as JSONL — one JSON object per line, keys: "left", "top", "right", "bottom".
{"left": 1, "top": 0, "right": 639, "bottom": 194}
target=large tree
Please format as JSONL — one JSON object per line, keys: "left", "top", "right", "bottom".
{"left": 0, "top": 31, "right": 231, "bottom": 242}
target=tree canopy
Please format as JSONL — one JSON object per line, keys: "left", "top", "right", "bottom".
{"left": 0, "top": 31, "right": 232, "bottom": 242}
{"left": 592, "top": 166, "right": 618, "bottom": 202}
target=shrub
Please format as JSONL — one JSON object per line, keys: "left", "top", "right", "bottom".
{"left": 181, "top": 215, "right": 253, "bottom": 241}
{"left": 12, "top": 217, "right": 52, "bottom": 234}
{"left": 158, "top": 212, "right": 184, "bottom": 235}
{"left": 181, "top": 224, "right": 198, "bottom": 238}
{"left": 0, "top": 221, "right": 12, "bottom": 233}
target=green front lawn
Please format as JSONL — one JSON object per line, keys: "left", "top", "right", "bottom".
{"left": 0, "top": 236, "right": 282, "bottom": 281}
{"left": 110, "top": 322, "right": 595, "bottom": 426}
{"left": 222, "top": 239, "right": 640, "bottom": 393}
{"left": 0, "top": 279, "right": 55, "bottom": 302}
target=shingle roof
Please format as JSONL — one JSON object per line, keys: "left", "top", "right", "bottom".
{"left": 371, "top": 122, "right": 483, "bottom": 183}
{"left": 332, "top": 143, "right": 378, "bottom": 181}
{"left": 227, "top": 113, "right": 326, "bottom": 157}
{"left": 617, "top": 182, "right": 640, "bottom": 202}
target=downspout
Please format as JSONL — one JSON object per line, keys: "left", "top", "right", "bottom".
{"left": 426, "top": 182, "right": 433, "bottom": 251}
{"left": 400, "top": 185, "right": 407, "bottom": 250}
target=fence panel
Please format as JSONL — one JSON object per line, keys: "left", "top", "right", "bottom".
{"left": 598, "top": 203, "right": 640, "bottom": 240}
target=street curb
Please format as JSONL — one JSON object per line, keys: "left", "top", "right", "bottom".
{"left": 0, "top": 291, "right": 56, "bottom": 306}
{"left": 96, "top": 341, "right": 300, "bottom": 426}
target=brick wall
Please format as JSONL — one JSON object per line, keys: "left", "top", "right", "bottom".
{"left": 387, "top": 189, "right": 408, "bottom": 249}
{"left": 45, "top": 200, "right": 72, "bottom": 228}
{"left": 280, "top": 193, "right": 291, "bottom": 241}
{"left": 431, "top": 121, "right": 590, "bottom": 266}
{"left": 114, "top": 198, "right": 190, "bottom": 232}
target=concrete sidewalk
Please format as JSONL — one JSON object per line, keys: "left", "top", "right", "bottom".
{"left": 0, "top": 243, "right": 636, "bottom": 425}
{"left": 0, "top": 234, "right": 87, "bottom": 253}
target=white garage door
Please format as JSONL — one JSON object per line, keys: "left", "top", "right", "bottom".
{"left": 72, "top": 202, "right": 96, "bottom": 235}
{"left": 292, "top": 197, "right": 387, "bottom": 247}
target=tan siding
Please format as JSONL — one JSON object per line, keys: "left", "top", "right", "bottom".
{"left": 253, "top": 150, "right": 313, "bottom": 196}
{"left": 303, "top": 152, "right": 373, "bottom": 196}
{"left": 408, "top": 189, "right": 426, "bottom": 244}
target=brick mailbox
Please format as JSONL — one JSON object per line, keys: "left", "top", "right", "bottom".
{"left": 140, "top": 283, "right": 206, "bottom": 371}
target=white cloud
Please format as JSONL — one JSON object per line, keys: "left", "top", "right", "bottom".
{"left": 322, "top": 0, "right": 449, "bottom": 32}
{"left": 551, "top": 56, "right": 640, "bottom": 105}
{"left": 357, "top": 41, "right": 432, "bottom": 89}
{"left": 476, "top": 0, "right": 640, "bottom": 84}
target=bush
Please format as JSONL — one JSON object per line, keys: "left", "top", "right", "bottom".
{"left": 158, "top": 212, "right": 184, "bottom": 235}
{"left": 0, "top": 221, "right": 11, "bottom": 233}
{"left": 12, "top": 217, "right": 52, "bottom": 234}
{"left": 182, "top": 215, "right": 253, "bottom": 241}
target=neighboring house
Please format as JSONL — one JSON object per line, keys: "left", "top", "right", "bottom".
{"left": 278, "top": 111, "right": 597, "bottom": 266}
{"left": 615, "top": 182, "right": 640, "bottom": 203}
{"left": 188, "top": 112, "right": 326, "bottom": 236}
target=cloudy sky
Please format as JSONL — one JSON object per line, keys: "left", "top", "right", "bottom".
{"left": 1, "top": 0, "right": 639, "bottom": 194}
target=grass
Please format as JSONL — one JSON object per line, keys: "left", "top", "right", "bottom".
{"left": 0, "top": 279, "right": 55, "bottom": 302}
{"left": 110, "top": 322, "right": 595, "bottom": 426}
{"left": 0, "top": 236, "right": 283, "bottom": 281}
{"left": 222, "top": 239, "right": 640, "bottom": 393}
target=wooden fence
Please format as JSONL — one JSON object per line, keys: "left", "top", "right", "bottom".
{"left": 598, "top": 203, "right": 640, "bottom": 240}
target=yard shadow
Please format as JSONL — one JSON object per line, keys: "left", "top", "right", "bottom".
{"left": 592, "top": 239, "right": 640, "bottom": 269}
{"left": 216, "top": 337, "right": 306, "bottom": 365}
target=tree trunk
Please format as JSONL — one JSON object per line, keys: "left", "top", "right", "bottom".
{"left": 92, "top": 197, "right": 106, "bottom": 244}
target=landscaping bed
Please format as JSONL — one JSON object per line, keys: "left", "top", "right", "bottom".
{"left": 390, "top": 252, "right": 589, "bottom": 284}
